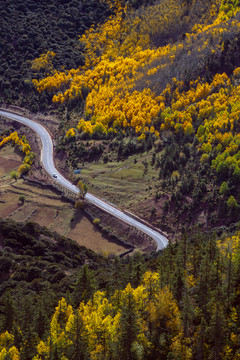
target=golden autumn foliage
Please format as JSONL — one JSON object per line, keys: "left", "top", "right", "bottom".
{"left": 0, "top": 132, "right": 34, "bottom": 175}
{"left": 31, "top": 0, "right": 240, "bottom": 185}
{"left": 0, "top": 332, "right": 20, "bottom": 360}
{"left": 31, "top": 51, "right": 56, "bottom": 72}
{"left": 32, "top": 271, "right": 191, "bottom": 360}
{"left": 66, "top": 128, "right": 76, "bottom": 138}
{"left": 31, "top": 0, "right": 240, "bottom": 143}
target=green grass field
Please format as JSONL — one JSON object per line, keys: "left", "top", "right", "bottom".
{"left": 78, "top": 151, "right": 160, "bottom": 209}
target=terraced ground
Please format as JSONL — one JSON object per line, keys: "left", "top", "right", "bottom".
{"left": 0, "top": 145, "right": 127, "bottom": 255}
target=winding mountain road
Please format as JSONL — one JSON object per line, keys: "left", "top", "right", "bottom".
{"left": 0, "top": 109, "right": 168, "bottom": 250}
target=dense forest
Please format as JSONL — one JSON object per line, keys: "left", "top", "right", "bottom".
{"left": 1, "top": 0, "right": 240, "bottom": 359}
{"left": 0, "top": 220, "right": 240, "bottom": 359}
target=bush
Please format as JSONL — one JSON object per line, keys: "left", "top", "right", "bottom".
{"left": 19, "top": 195, "right": 26, "bottom": 204}
{"left": 219, "top": 181, "right": 229, "bottom": 196}
{"left": 10, "top": 171, "right": 19, "bottom": 180}
{"left": 227, "top": 195, "right": 238, "bottom": 208}
{"left": 93, "top": 218, "right": 101, "bottom": 225}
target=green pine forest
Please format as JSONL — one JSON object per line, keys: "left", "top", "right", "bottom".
{"left": 1, "top": 0, "right": 240, "bottom": 359}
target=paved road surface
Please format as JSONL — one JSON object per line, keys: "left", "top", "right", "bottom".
{"left": 0, "top": 109, "right": 168, "bottom": 250}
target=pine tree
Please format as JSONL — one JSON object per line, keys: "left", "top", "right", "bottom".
{"left": 2, "top": 292, "right": 14, "bottom": 332}
{"left": 20, "top": 301, "right": 37, "bottom": 360}
{"left": 208, "top": 301, "right": 225, "bottom": 360}
{"left": 72, "top": 265, "right": 97, "bottom": 306}
{"left": 117, "top": 285, "right": 140, "bottom": 360}
{"left": 181, "top": 285, "right": 194, "bottom": 337}
{"left": 34, "top": 303, "right": 49, "bottom": 340}
{"left": 193, "top": 318, "right": 208, "bottom": 360}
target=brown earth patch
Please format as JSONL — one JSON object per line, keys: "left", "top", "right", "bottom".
{"left": 0, "top": 155, "right": 21, "bottom": 176}
{"left": 30, "top": 207, "right": 58, "bottom": 228}
{"left": 68, "top": 216, "right": 125, "bottom": 255}
{"left": 0, "top": 195, "right": 19, "bottom": 218}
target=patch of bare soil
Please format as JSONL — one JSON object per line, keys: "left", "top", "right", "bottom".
{"left": 0, "top": 198, "right": 19, "bottom": 218}
{"left": 30, "top": 207, "right": 58, "bottom": 228}
{"left": 85, "top": 203, "right": 157, "bottom": 252}
{"left": 68, "top": 215, "right": 126, "bottom": 255}
{"left": 0, "top": 155, "right": 21, "bottom": 176}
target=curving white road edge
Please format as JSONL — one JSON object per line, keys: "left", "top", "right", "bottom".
{"left": 0, "top": 109, "right": 168, "bottom": 250}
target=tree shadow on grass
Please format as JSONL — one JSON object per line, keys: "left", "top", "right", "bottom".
{"left": 70, "top": 209, "right": 84, "bottom": 230}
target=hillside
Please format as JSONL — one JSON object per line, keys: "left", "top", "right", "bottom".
{"left": 0, "top": 219, "right": 240, "bottom": 359}
{"left": 20, "top": 0, "right": 240, "bottom": 238}
{"left": 1, "top": 1, "right": 240, "bottom": 359}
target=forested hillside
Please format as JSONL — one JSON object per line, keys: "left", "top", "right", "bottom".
{"left": 1, "top": 0, "right": 240, "bottom": 359}
{"left": 0, "top": 220, "right": 240, "bottom": 359}
{"left": 25, "top": 0, "right": 240, "bottom": 234}
{"left": 0, "top": 0, "right": 116, "bottom": 111}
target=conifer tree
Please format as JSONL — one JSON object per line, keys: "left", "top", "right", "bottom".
{"left": 208, "top": 302, "right": 225, "bottom": 360}
{"left": 2, "top": 293, "right": 14, "bottom": 333}
{"left": 72, "top": 265, "right": 97, "bottom": 306}
{"left": 117, "top": 285, "right": 140, "bottom": 360}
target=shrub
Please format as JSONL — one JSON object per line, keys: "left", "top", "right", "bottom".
{"left": 93, "top": 218, "right": 101, "bottom": 225}
{"left": 219, "top": 181, "right": 229, "bottom": 196}
{"left": 19, "top": 195, "right": 26, "bottom": 204}
{"left": 227, "top": 195, "right": 238, "bottom": 208}
{"left": 10, "top": 171, "right": 19, "bottom": 180}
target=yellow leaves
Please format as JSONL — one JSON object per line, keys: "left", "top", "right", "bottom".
{"left": 35, "top": 341, "right": 49, "bottom": 358}
{"left": 80, "top": 291, "right": 120, "bottom": 359}
{"left": 0, "top": 332, "right": 14, "bottom": 348}
{"left": 183, "top": 122, "right": 194, "bottom": 135}
{"left": 66, "top": 128, "right": 76, "bottom": 138}
{"left": 200, "top": 153, "right": 209, "bottom": 163}
{"left": 31, "top": 271, "right": 192, "bottom": 360}
{"left": 31, "top": 51, "right": 56, "bottom": 72}
{"left": 8, "top": 347, "right": 19, "bottom": 360}
{"left": 185, "top": 273, "right": 197, "bottom": 288}
{"left": 30, "top": 0, "right": 240, "bottom": 149}
{"left": 171, "top": 170, "right": 180, "bottom": 181}
{"left": 82, "top": 86, "right": 161, "bottom": 135}
{"left": 170, "top": 334, "right": 192, "bottom": 360}
{"left": 77, "top": 119, "right": 94, "bottom": 135}
{"left": 0, "top": 333, "right": 19, "bottom": 360}
{"left": 0, "top": 132, "right": 33, "bottom": 175}
{"left": 50, "top": 298, "right": 74, "bottom": 347}
{"left": 233, "top": 67, "right": 240, "bottom": 78}
{"left": 147, "top": 67, "right": 157, "bottom": 76}
{"left": 217, "top": 232, "right": 240, "bottom": 260}
{"left": 0, "top": 348, "right": 7, "bottom": 360}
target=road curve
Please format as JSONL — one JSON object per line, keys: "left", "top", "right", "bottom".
{"left": 0, "top": 109, "right": 168, "bottom": 250}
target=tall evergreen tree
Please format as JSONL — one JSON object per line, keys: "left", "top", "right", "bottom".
{"left": 208, "top": 301, "right": 225, "bottom": 360}
{"left": 72, "top": 265, "right": 96, "bottom": 306}
{"left": 1, "top": 292, "right": 15, "bottom": 332}
{"left": 117, "top": 285, "right": 140, "bottom": 360}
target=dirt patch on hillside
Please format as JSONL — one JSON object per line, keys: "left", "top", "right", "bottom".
{"left": 0, "top": 156, "right": 21, "bottom": 176}
{"left": 68, "top": 216, "right": 126, "bottom": 255}
{"left": 0, "top": 198, "right": 19, "bottom": 218}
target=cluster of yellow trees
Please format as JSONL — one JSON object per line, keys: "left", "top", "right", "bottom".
{"left": 0, "top": 332, "right": 19, "bottom": 360}
{"left": 31, "top": 51, "right": 56, "bottom": 73}
{"left": 0, "top": 132, "right": 34, "bottom": 175}
{"left": 217, "top": 230, "right": 240, "bottom": 260}
{"left": 31, "top": 0, "right": 240, "bottom": 139}
{"left": 31, "top": 0, "right": 240, "bottom": 178}
{"left": 0, "top": 272, "right": 191, "bottom": 360}
{"left": 159, "top": 69, "right": 240, "bottom": 176}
